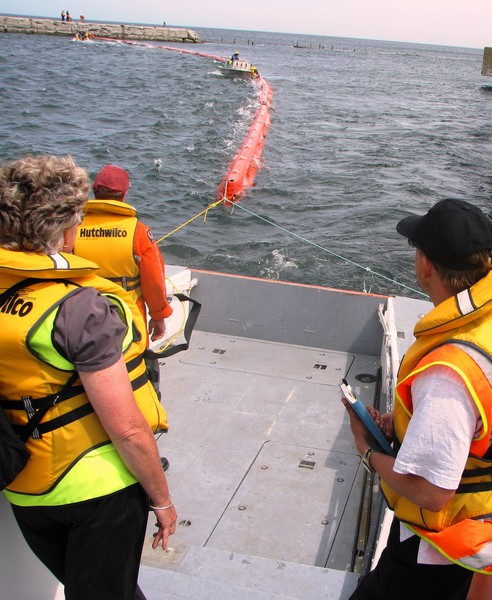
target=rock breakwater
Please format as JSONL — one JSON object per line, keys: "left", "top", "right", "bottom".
{"left": 0, "top": 16, "right": 201, "bottom": 43}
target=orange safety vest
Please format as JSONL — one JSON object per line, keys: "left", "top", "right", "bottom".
{"left": 381, "top": 271, "right": 492, "bottom": 574}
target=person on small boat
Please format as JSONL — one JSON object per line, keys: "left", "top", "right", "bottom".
{"left": 0, "top": 154, "right": 176, "bottom": 599}
{"left": 228, "top": 51, "right": 240, "bottom": 64}
{"left": 344, "top": 198, "right": 492, "bottom": 600}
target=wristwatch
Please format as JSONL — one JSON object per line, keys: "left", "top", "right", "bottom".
{"left": 361, "top": 446, "right": 377, "bottom": 474}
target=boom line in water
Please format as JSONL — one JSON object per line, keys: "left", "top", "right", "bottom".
{"left": 232, "top": 203, "right": 427, "bottom": 297}
{"left": 95, "top": 36, "right": 272, "bottom": 204}
{"left": 95, "top": 37, "right": 424, "bottom": 298}
{"left": 156, "top": 200, "right": 427, "bottom": 298}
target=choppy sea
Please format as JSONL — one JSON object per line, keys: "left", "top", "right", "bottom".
{"left": 0, "top": 26, "right": 491, "bottom": 298}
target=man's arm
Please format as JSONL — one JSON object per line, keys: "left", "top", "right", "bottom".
{"left": 343, "top": 402, "right": 455, "bottom": 511}
{"left": 343, "top": 364, "right": 477, "bottom": 513}
{"left": 134, "top": 222, "right": 173, "bottom": 340}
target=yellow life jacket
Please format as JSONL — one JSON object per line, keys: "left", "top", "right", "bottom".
{"left": 74, "top": 199, "right": 141, "bottom": 305}
{"left": 381, "top": 271, "right": 492, "bottom": 573}
{"left": 0, "top": 247, "right": 167, "bottom": 498}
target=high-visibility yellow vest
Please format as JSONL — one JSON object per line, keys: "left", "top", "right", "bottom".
{"left": 0, "top": 247, "right": 167, "bottom": 502}
{"left": 74, "top": 199, "right": 141, "bottom": 304}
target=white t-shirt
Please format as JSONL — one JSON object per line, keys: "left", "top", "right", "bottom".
{"left": 393, "top": 363, "right": 480, "bottom": 564}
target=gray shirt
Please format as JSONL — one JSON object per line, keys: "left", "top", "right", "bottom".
{"left": 52, "top": 287, "right": 127, "bottom": 372}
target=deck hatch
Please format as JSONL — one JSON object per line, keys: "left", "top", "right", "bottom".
{"left": 178, "top": 332, "right": 367, "bottom": 384}
{"left": 206, "top": 441, "right": 361, "bottom": 568}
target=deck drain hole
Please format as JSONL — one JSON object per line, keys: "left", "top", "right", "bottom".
{"left": 355, "top": 373, "right": 377, "bottom": 383}
{"left": 313, "top": 363, "right": 327, "bottom": 370}
{"left": 179, "top": 520, "right": 191, "bottom": 527}
{"left": 213, "top": 348, "right": 226, "bottom": 354}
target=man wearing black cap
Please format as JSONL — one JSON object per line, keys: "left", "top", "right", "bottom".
{"left": 344, "top": 199, "right": 492, "bottom": 599}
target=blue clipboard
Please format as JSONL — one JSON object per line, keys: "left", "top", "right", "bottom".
{"left": 340, "top": 378, "right": 395, "bottom": 456}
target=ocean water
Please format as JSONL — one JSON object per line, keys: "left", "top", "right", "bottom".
{"left": 0, "top": 27, "right": 490, "bottom": 298}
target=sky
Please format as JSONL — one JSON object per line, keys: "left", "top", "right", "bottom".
{"left": 1, "top": 0, "right": 491, "bottom": 49}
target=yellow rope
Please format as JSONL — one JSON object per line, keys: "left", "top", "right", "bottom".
{"left": 155, "top": 197, "right": 227, "bottom": 244}
{"left": 153, "top": 191, "right": 426, "bottom": 298}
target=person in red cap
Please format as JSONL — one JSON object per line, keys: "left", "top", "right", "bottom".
{"left": 343, "top": 199, "right": 492, "bottom": 600}
{"left": 74, "top": 166, "right": 173, "bottom": 470}
{"left": 75, "top": 165, "right": 172, "bottom": 342}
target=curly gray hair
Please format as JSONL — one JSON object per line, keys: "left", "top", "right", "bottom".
{"left": 0, "top": 154, "right": 89, "bottom": 255}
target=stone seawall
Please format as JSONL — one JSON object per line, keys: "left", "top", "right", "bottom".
{"left": 0, "top": 16, "right": 201, "bottom": 43}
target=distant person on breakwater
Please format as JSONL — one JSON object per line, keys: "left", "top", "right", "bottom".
{"left": 60, "top": 10, "right": 65, "bottom": 21}
{"left": 73, "top": 165, "right": 173, "bottom": 435}
{"left": 66, "top": 10, "right": 71, "bottom": 22}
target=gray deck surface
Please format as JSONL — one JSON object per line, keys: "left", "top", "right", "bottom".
{"left": 139, "top": 330, "right": 380, "bottom": 599}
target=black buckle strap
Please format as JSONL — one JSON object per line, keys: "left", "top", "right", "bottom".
{"left": 144, "top": 293, "right": 201, "bottom": 360}
{"left": 35, "top": 401, "right": 95, "bottom": 435}
{"left": 2, "top": 384, "right": 84, "bottom": 411}
{"left": 108, "top": 275, "right": 140, "bottom": 292}
{"left": 14, "top": 372, "right": 80, "bottom": 442}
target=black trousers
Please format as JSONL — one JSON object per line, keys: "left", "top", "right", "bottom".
{"left": 12, "top": 483, "right": 149, "bottom": 600}
{"left": 349, "top": 518, "right": 473, "bottom": 600}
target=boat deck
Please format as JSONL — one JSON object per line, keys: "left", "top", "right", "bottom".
{"left": 139, "top": 329, "right": 380, "bottom": 598}
{"left": 0, "top": 267, "right": 430, "bottom": 599}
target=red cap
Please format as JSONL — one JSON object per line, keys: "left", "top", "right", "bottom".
{"left": 93, "top": 165, "right": 130, "bottom": 195}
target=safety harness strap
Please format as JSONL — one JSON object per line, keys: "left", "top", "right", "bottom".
{"left": 144, "top": 293, "right": 201, "bottom": 359}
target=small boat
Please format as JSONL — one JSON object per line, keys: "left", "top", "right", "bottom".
{"left": 219, "top": 59, "right": 259, "bottom": 79}
{"left": 72, "top": 31, "right": 92, "bottom": 42}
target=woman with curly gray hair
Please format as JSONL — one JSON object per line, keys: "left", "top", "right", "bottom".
{"left": 0, "top": 154, "right": 88, "bottom": 254}
{"left": 0, "top": 155, "right": 176, "bottom": 600}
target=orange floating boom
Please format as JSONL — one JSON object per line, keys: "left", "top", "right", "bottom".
{"left": 93, "top": 37, "right": 272, "bottom": 203}
{"left": 217, "top": 75, "right": 273, "bottom": 204}
{"left": 93, "top": 37, "right": 226, "bottom": 62}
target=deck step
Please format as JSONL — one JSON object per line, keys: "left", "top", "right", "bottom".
{"left": 139, "top": 546, "right": 359, "bottom": 600}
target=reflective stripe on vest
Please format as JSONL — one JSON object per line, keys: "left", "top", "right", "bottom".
{"left": 407, "top": 520, "right": 492, "bottom": 573}
{"left": 381, "top": 344, "right": 492, "bottom": 573}
{"left": 396, "top": 345, "right": 492, "bottom": 457}
{"left": 29, "top": 291, "right": 135, "bottom": 371}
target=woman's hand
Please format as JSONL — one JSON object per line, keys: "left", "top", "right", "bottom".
{"left": 152, "top": 504, "right": 177, "bottom": 550}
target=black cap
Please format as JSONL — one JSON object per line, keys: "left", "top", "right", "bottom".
{"left": 397, "top": 199, "right": 492, "bottom": 270}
